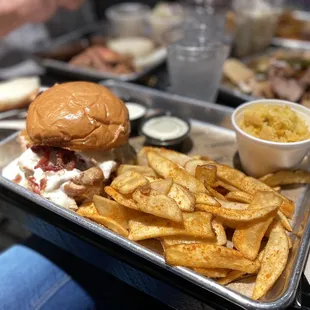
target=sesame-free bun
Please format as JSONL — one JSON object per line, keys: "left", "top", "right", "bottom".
{"left": 26, "top": 82, "right": 130, "bottom": 151}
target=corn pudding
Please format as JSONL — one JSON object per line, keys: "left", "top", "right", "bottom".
{"left": 239, "top": 105, "right": 310, "bottom": 142}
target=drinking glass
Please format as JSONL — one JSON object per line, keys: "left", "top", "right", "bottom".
{"left": 164, "top": 27, "right": 229, "bottom": 102}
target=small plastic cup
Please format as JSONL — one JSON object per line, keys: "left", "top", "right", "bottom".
{"left": 105, "top": 3, "right": 151, "bottom": 37}
{"left": 232, "top": 99, "right": 310, "bottom": 177}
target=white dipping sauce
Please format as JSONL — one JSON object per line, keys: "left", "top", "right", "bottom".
{"left": 125, "top": 102, "right": 146, "bottom": 120}
{"left": 142, "top": 116, "right": 189, "bottom": 141}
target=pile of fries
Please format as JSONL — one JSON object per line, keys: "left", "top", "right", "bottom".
{"left": 76, "top": 147, "right": 310, "bottom": 300}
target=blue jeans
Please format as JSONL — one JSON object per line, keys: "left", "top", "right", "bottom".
{"left": 0, "top": 245, "right": 95, "bottom": 310}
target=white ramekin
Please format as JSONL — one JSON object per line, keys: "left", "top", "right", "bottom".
{"left": 232, "top": 99, "right": 310, "bottom": 177}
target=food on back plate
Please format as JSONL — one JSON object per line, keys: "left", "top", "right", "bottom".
{"left": 69, "top": 46, "right": 134, "bottom": 74}
{"left": 0, "top": 77, "right": 40, "bottom": 112}
{"left": 223, "top": 50, "right": 310, "bottom": 104}
{"left": 2, "top": 82, "right": 135, "bottom": 210}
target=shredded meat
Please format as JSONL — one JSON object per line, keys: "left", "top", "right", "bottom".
{"left": 32, "top": 146, "right": 77, "bottom": 172}
{"left": 13, "top": 174, "right": 22, "bottom": 184}
{"left": 28, "top": 176, "right": 40, "bottom": 194}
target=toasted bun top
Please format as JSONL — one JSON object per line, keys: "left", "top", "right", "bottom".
{"left": 26, "top": 82, "right": 130, "bottom": 150}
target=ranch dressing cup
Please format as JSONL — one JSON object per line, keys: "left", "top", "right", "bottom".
{"left": 232, "top": 0, "right": 283, "bottom": 57}
{"left": 232, "top": 100, "right": 310, "bottom": 177}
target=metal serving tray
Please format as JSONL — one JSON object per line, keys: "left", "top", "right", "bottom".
{"left": 34, "top": 23, "right": 166, "bottom": 82}
{"left": 0, "top": 80, "right": 309, "bottom": 309}
{"left": 272, "top": 10, "right": 310, "bottom": 50}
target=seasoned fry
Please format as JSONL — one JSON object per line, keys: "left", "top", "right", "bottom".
{"left": 168, "top": 183, "right": 195, "bottom": 212}
{"left": 150, "top": 178, "right": 173, "bottom": 195}
{"left": 117, "top": 165, "right": 156, "bottom": 177}
{"left": 147, "top": 151, "right": 206, "bottom": 193}
{"left": 277, "top": 210, "right": 293, "bottom": 232}
{"left": 132, "top": 188, "right": 183, "bottom": 222}
{"left": 232, "top": 192, "right": 281, "bottom": 260}
{"left": 194, "top": 192, "right": 220, "bottom": 207}
{"left": 165, "top": 244, "right": 260, "bottom": 273}
{"left": 193, "top": 268, "right": 230, "bottom": 278}
{"left": 184, "top": 159, "right": 209, "bottom": 176}
{"left": 212, "top": 219, "right": 227, "bottom": 246}
{"left": 216, "top": 199, "right": 249, "bottom": 210}
{"left": 214, "top": 163, "right": 295, "bottom": 218}
{"left": 217, "top": 270, "right": 247, "bottom": 286}
{"left": 77, "top": 202, "right": 128, "bottom": 237}
{"left": 105, "top": 186, "right": 138, "bottom": 210}
{"left": 111, "top": 171, "right": 149, "bottom": 194}
{"left": 128, "top": 212, "right": 215, "bottom": 241}
{"left": 93, "top": 195, "right": 130, "bottom": 229}
{"left": 217, "top": 180, "right": 239, "bottom": 192}
{"left": 195, "top": 164, "right": 217, "bottom": 187}
{"left": 195, "top": 203, "right": 278, "bottom": 225}
{"left": 259, "top": 170, "right": 310, "bottom": 187}
{"left": 206, "top": 185, "right": 226, "bottom": 200}
{"left": 142, "top": 146, "right": 191, "bottom": 167}
{"left": 253, "top": 221, "right": 289, "bottom": 300}
{"left": 138, "top": 239, "right": 164, "bottom": 255}
{"left": 226, "top": 191, "right": 253, "bottom": 204}
{"left": 161, "top": 235, "right": 216, "bottom": 247}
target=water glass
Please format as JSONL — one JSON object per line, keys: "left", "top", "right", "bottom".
{"left": 164, "top": 27, "right": 229, "bottom": 102}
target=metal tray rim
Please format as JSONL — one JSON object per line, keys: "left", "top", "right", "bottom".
{"left": 1, "top": 82, "right": 309, "bottom": 309}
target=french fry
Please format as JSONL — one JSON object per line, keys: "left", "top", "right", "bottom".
{"left": 206, "top": 185, "right": 226, "bottom": 200}
{"left": 142, "top": 146, "right": 191, "bottom": 167}
{"left": 226, "top": 191, "right": 253, "bottom": 204}
{"left": 138, "top": 239, "right": 164, "bottom": 255}
{"left": 161, "top": 235, "right": 216, "bottom": 247}
{"left": 165, "top": 244, "right": 260, "bottom": 273}
{"left": 147, "top": 151, "right": 206, "bottom": 193}
{"left": 105, "top": 186, "right": 138, "bottom": 210}
{"left": 195, "top": 164, "right": 218, "bottom": 187}
{"left": 193, "top": 268, "right": 230, "bottom": 278}
{"left": 213, "top": 163, "right": 295, "bottom": 218}
{"left": 168, "top": 183, "right": 195, "bottom": 212}
{"left": 93, "top": 195, "right": 130, "bottom": 229}
{"left": 217, "top": 180, "right": 239, "bottom": 192}
{"left": 232, "top": 192, "right": 281, "bottom": 260}
{"left": 128, "top": 212, "right": 215, "bottom": 241}
{"left": 253, "top": 221, "right": 289, "bottom": 300}
{"left": 212, "top": 219, "right": 227, "bottom": 246}
{"left": 150, "top": 178, "right": 173, "bottom": 195}
{"left": 111, "top": 171, "right": 149, "bottom": 194}
{"left": 77, "top": 202, "right": 128, "bottom": 237}
{"left": 277, "top": 210, "right": 293, "bottom": 232}
{"left": 132, "top": 188, "right": 183, "bottom": 222}
{"left": 194, "top": 192, "right": 220, "bottom": 207}
{"left": 216, "top": 199, "right": 249, "bottom": 210}
{"left": 273, "top": 186, "right": 281, "bottom": 193}
{"left": 117, "top": 165, "right": 156, "bottom": 177}
{"left": 217, "top": 270, "right": 247, "bottom": 286}
{"left": 184, "top": 159, "right": 210, "bottom": 176}
{"left": 259, "top": 170, "right": 310, "bottom": 187}
{"left": 195, "top": 203, "right": 278, "bottom": 225}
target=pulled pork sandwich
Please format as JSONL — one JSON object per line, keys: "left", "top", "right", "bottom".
{"left": 2, "top": 81, "right": 135, "bottom": 210}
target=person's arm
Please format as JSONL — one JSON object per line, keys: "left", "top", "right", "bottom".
{"left": 0, "top": 0, "right": 84, "bottom": 37}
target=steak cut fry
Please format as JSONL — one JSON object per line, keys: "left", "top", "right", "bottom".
{"left": 147, "top": 151, "right": 206, "bottom": 193}
{"left": 128, "top": 212, "right": 215, "bottom": 241}
{"left": 232, "top": 192, "right": 281, "bottom": 260}
{"left": 253, "top": 221, "right": 289, "bottom": 300}
{"left": 165, "top": 244, "right": 261, "bottom": 273}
